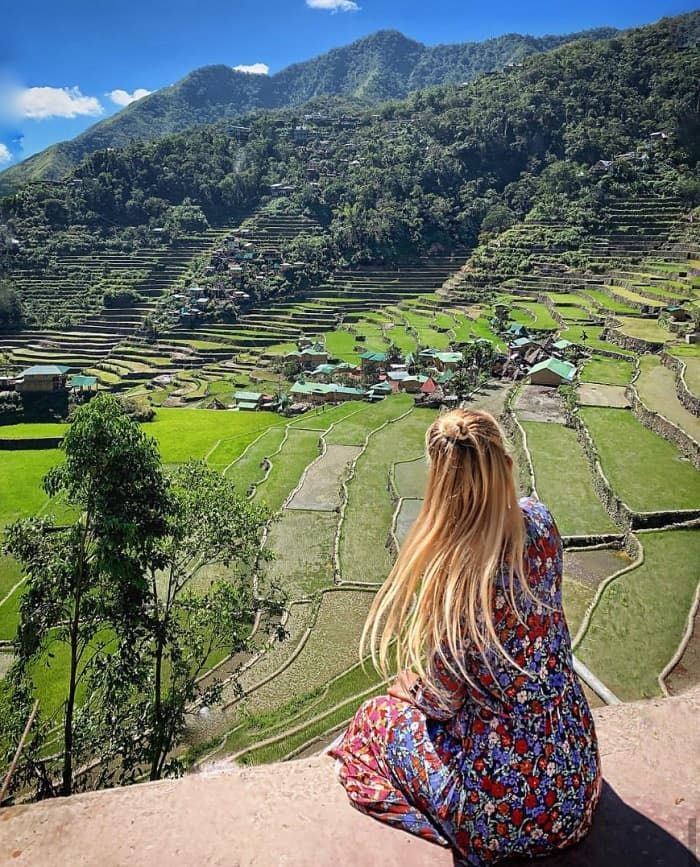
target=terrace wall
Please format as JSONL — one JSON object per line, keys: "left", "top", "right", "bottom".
{"left": 661, "top": 352, "right": 700, "bottom": 416}
{"left": 567, "top": 408, "right": 700, "bottom": 531}
{"left": 625, "top": 377, "right": 700, "bottom": 470}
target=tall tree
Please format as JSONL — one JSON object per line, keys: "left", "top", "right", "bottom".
{"left": 3, "top": 395, "right": 170, "bottom": 797}
{"left": 123, "top": 461, "right": 282, "bottom": 782}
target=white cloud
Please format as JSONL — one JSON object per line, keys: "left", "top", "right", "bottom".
{"left": 232, "top": 63, "right": 270, "bottom": 75}
{"left": 0, "top": 144, "right": 12, "bottom": 164}
{"left": 14, "top": 86, "right": 104, "bottom": 120}
{"left": 306, "top": 0, "right": 360, "bottom": 11}
{"left": 107, "top": 88, "right": 153, "bottom": 107}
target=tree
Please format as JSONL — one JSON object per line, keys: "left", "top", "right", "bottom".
{"left": 3, "top": 395, "right": 170, "bottom": 797}
{"left": 110, "top": 461, "right": 282, "bottom": 781}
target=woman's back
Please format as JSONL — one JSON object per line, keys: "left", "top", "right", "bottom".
{"left": 330, "top": 412, "right": 603, "bottom": 865}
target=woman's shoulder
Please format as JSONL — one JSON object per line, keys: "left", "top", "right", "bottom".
{"left": 518, "top": 496, "right": 558, "bottom": 538}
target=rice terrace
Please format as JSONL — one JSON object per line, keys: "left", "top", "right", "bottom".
{"left": 0, "top": 8, "right": 699, "bottom": 822}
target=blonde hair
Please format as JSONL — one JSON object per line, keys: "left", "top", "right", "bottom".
{"left": 362, "top": 408, "right": 539, "bottom": 708}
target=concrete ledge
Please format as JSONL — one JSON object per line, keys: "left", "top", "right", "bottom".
{"left": 2, "top": 689, "right": 698, "bottom": 866}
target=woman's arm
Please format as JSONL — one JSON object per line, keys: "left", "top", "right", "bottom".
{"left": 390, "top": 647, "right": 468, "bottom": 721}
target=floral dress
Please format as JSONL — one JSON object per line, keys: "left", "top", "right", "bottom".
{"left": 329, "top": 498, "right": 603, "bottom": 866}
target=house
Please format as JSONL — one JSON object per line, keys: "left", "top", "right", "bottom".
{"left": 308, "top": 363, "right": 339, "bottom": 380}
{"left": 68, "top": 375, "right": 97, "bottom": 392}
{"left": 591, "top": 160, "right": 613, "bottom": 174}
{"left": 385, "top": 371, "right": 426, "bottom": 394}
{"left": 269, "top": 183, "right": 295, "bottom": 197}
{"left": 16, "top": 365, "right": 70, "bottom": 393}
{"left": 367, "top": 382, "right": 393, "bottom": 401}
{"left": 285, "top": 343, "right": 329, "bottom": 368}
{"left": 663, "top": 306, "right": 691, "bottom": 322}
{"left": 328, "top": 384, "right": 366, "bottom": 402}
{"left": 509, "top": 336, "right": 534, "bottom": 356}
{"left": 234, "top": 391, "right": 264, "bottom": 411}
{"left": 552, "top": 339, "right": 574, "bottom": 353}
{"left": 420, "top": 376, "right": 439, "bottom": 396}
{"left": 528, "top": 358, "right": 577, "bottom": 387}
{"left": 506, "top": 323, "right": 529, "bottom": 339}
{"left": 359, "top": 350, "right": 388, "bottom": 371}
{"left": 432, "top": 352, "right": 462, "bottom": 372}
{"left": 289, "top": 382, "right": 364, "bottom": 405}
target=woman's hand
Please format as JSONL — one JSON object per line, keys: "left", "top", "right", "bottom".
{"left": 388, "top": 669, "right": 419, "bottom": 703}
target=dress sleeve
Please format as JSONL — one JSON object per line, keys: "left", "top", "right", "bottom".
{"left": 410, "top": 644, "right": 468, "bottom": 721}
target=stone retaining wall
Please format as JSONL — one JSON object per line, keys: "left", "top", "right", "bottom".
{"left": 566, "top": 408, "right": 700, "bottom": 530}
{"left": 625, "top": 379, "right": 700, "bottom": 470}
{"left": 536, "top": 293, "right": 566, "bottom": 328}
{"left": 602, "top": 326, "right": 664, "bottom": 354}
{"left": 661, "top": 352, "right": 700, "bottom": 416}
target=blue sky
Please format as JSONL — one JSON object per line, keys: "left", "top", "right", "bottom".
{"left": 1, "top": 0, "right": 695, "bottom": 167}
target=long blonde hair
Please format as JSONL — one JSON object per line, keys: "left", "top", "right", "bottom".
{"left": 362, "top": 408, "right": 539, "bottom": 708}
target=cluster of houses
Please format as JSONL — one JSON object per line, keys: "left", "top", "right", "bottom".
{"left": 228, "top": 318, "right": 585, "bottom": 413}
{"left": 175, "top": 228, "right": 308, "bottom": 325}
{"left": 590, "top": 131, "right": 671, "bottom": 174}
{"left": 501, "top": 323, "right": 578, "bottom": 385}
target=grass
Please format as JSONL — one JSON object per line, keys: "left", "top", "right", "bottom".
{"left": 0, "top": 448, "right": 62, "bottom": 527}
{"left": 665, "top": 347, "right": 700, "bottom": 398}
{"left": 150, "top": 408, "right": 282, "bottom": 464}
{"left": 616, "top": 317, "right": 671, "bottom": 344}
{"left": 579, "top": 407, "right": 700, "bottom": 512}
{"left": 340, "top": 409, "right": 435, "bottom": 585}
{"left": 636, "top": 356, "right": 700, "bottom": 443}
{"left": 224, "top": 426, "right": 288, "bottom": 491}
{"left": 580, "top": 356, "right": 634, "bottom": 387}
{"left": 561, "top": 323, "right": 634, "bottom": 356}
{"left": 325, "top": 395, "right": 413, "bottom": 446}
{"left": 0, "top": 422, "right": 69, "bottom": 439}
{"left": 324, "top": 330, "right": 359, "bottom": 363}
{"left": 240, "top": 590, "right": 376, "bottom": 716}
{"left": 288, "top": 402, "right": 364, "bottom": 431}
{"left": 521, "top": 422, "right": 618, "bottom": 536}
{"left": 582, "top": 289, "right": 638, "bottom": 315}
{"left": 253, "top": 429, "right": 321, "bottom": 512}
{"left": 393, "top": 457, "right": 428, "bottom": 499}
{"left": 576, "top": 529, "right": 700, "bottom": 700}
{"left": 561, "top": 578, "right": 596, "bottom": 638}
{"left": 222, "top": 657, "right": 385, "bottom": 761}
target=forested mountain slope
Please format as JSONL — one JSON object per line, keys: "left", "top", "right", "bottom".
{"left": 1, "top": 10, "right": 699, "bottom": 333}
{"left": 0, "top": 26, "right": 621, "bottom": 192}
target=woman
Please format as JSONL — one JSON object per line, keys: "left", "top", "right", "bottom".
{"left": 329, "top": 409, "right": 602, "bottom": 865}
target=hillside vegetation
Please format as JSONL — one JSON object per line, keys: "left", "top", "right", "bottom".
{"left": 0, "top": 27, "right": 622, "bottom": 192}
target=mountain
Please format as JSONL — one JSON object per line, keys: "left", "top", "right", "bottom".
{"left": 0, "top": 27, "right": 619, "bottom": 194}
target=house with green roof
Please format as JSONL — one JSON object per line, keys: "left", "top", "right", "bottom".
{"left": 234, "top": 391, "right": 264, "bottom": 411}
{"left": 68, "top": 375, "right": 98, "bottom": 391}
{"left": 17, "top": 365, "right": 70, "bottom": 393}
{"left": 506, "top": 323, "right": 529, "bottom": 338}
{"left": 433, "top": 351, "right": 462, "bottom": 371}
{"left": 290, "top": 381, "right": 366, "bottom": 405}
{"left": 285, "top": 343, "right": 329, "bottom": 367}
{"left": 528, "top": 358, "right": 576, "bottom": 387}
{"left": 308, "top": 363, "right": 339, "bottom": 380}
{"left": 359, "top": 350, "right": 388, "bottom": 370}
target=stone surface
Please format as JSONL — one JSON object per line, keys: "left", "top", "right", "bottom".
{"left": 2, "top": 689, "right": 698, "bottom": 866}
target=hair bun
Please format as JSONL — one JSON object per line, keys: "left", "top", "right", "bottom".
{"left": 436, "top": 414, "right": 471, "bottom": 445}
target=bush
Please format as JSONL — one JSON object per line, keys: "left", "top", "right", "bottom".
{"left": 103, "top": 287, "right": 143, "bottom": 308}
{"left": 118, "top": 396, "right": 156, "bottom": 422}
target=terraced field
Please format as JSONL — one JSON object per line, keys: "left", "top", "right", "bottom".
{"left": 1, "top": 187, "right": 699, "bottom": 772}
